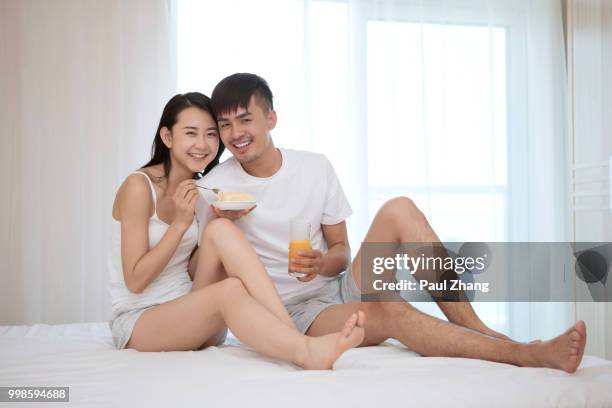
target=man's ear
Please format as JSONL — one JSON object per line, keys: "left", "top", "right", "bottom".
{"left": 267, "top": 110, "right": 277, "bottom": 130}
{"left": 160, "top": 127, "right": 172, "bottom": 148}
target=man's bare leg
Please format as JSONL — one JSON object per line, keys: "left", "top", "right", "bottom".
{"left": 191, "top": 218, "right": 294, "bottom": 328}
{"left": 352, "top": 196, "right": 510, "bottom": 340}
{"left": 309, "top": 196, "right": 586, "bottom": 372}
{"left": 307, "top": 301, "right": 586, "bottom": 373}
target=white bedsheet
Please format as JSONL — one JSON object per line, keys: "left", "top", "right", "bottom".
{"left": 1, "top": 322, "right": 611, "bottom": 408}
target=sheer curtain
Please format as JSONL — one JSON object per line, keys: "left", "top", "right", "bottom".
{"left": 0, "top": 0, "right": 176, "bottom": 324}
{"left": 569, "top": 0, "right": 612, "bottom": 359}
{"left": 0, "top": 0, "right": 574, "bottom": 342}
{"left": 178, "top": 0, "right": 572, "bottom": 341}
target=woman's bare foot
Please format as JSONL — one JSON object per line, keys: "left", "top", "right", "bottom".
{"left": 296, "top": 311, "right": 366, "bottom": 370}
{"left": 528, "top": 320, "right": 587, "bottom": 373}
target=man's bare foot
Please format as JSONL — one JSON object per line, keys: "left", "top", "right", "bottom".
{"left": 528, "top": 320, "right": 587, "bottom": 373}
{"left": 297, "top": 311, "right": 366, "bottom": 370}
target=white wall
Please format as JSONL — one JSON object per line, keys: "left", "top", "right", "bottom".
{"left": 0, "top": 0, "right": 176, "bottom": 324}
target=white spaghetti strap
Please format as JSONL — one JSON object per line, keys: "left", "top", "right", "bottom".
{"left": 132, "top": 171, "right": 157, "bottom": 212}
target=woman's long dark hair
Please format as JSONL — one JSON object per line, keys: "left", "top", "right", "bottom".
{"left": 141, "top": 92, "right": 225, "bottom": 181}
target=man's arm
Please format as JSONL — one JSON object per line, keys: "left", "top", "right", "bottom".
{"left": 290, "top": 221, "right": 350, "bottom": 281}
{"left": 318, "top": 221, "right": 350, "bottom": 277}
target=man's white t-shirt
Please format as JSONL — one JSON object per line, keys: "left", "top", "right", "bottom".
{"left": 195, "top": 148, "right": 352, "bottom": 302}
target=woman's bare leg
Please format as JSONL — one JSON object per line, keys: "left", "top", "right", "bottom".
{"left": 191, "top": 218, "right": 294, "bottom": 328}
{"left": 128, "top": 277, "right": 365, "bottom": 369}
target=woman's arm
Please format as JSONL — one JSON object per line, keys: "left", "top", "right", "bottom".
{"left": 187, "top": 246, "right": 199, "bottom": 281}
{"left": 118, "top": 175, "right": 195, "bottom": 293}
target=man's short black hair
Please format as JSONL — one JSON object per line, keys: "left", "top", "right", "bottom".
{"left": 211, "top": 73, "right": 274, "bottom": 117}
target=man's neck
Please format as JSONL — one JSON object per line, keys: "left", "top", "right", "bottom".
{"left": 240, "top": 143, "right": 282, "bottom": 178}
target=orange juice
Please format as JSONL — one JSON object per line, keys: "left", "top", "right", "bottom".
{"left": 288, "top": 239, "right": 312, "bottom": 271}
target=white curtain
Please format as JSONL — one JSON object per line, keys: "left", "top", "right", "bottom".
{"left": 0, "top": 0, "right": 176, "bottom": 324}
{"left": 0, "top": 0, "right": 577, "bottom": 347}
{"left": 569, "top": 0, "right": 612, "bottom": 360}
{"left": 178, "top": 0, "right": 571, "bottom": 341}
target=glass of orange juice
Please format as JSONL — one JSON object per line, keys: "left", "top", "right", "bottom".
{"left": 288, "top": 220, "right": 311, "bottom": 278}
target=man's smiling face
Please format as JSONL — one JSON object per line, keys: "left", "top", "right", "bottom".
{"left": 216, "top": 95, "right": 277, "bottom": 164}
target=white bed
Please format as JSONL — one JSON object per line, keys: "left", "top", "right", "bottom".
{"left": 1, "top": 322, "right": 611, "bottom": 408}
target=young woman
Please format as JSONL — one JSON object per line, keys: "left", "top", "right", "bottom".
{"left": 109, "top": 92, "right": 364, "bottom": 369}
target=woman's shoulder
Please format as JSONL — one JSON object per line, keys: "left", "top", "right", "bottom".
{"left": 113, "top": 175, "right": 150, "bottom": 222}
{"left": 115, "top": 169, "right": 157, "bottom": 215}
{"left": 122, "top": 172, "right": 151, "bottom": 193}
{"left": 122, "top": 166, "right": 164, "bottom": 189}
{"left": 137, "top": 165, "right": 165, "bottom": 180}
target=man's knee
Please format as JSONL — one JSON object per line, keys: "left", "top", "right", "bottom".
{"left": 364, "top": 300, "right": 411, "bottom": 318}
{"left": 380, "top": 196, "right": 422, "bottom": 221}
{"left": 359, "top": 301, "right": 413, "bottom": 346}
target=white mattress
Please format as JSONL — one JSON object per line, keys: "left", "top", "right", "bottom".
{"left": 1, "top": 322, "right": 611, "bottom": 408}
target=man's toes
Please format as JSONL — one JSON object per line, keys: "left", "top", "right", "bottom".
{"left": 576, "top": 320, "right": 586, "bottom": 336}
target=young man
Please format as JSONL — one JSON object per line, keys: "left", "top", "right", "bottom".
{"left": 195, "top": 73, "right": 587, "bottom": 373}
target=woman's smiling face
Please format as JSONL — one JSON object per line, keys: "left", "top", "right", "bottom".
{"left": 162, "top": 106, "right": 220, "bottom": 174}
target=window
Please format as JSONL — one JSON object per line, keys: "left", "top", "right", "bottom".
{"left": 366, "top": 21, "right": 508, "bottom": 242}
{"left": 177, "top": 0, "right": 537, "bottom": 334}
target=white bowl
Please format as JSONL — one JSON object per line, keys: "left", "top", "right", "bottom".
{"left": 211, "top": 200, "right": 256, "bottom": 211}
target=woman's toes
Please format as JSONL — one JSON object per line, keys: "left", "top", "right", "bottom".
{"left": 341, "top": 313, "right": 358, "bottom": 337}
{"left": 357, "top": 311, "right": 366, "bottom": 327}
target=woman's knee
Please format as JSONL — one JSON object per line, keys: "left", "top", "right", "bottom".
{"left": 215, "top": 277, "right": 248, "bottom": 304}
{"left": 200, "top": 218, "right": 243, "bottom": 249}
{"left": 199, "top": 327, "right": 228, "bottom": 349}
{"left": 202, "top": 218, "right": 236, "bottom": 240}
{"left": 217, "top": 277, "right": 246, "bottom": 296}
{"left": 214, "top": 278, "right": 248, "bottom": 317}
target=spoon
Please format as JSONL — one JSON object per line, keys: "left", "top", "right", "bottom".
{"left": 196, "top": 186, "right": 221, "bottom": 194}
